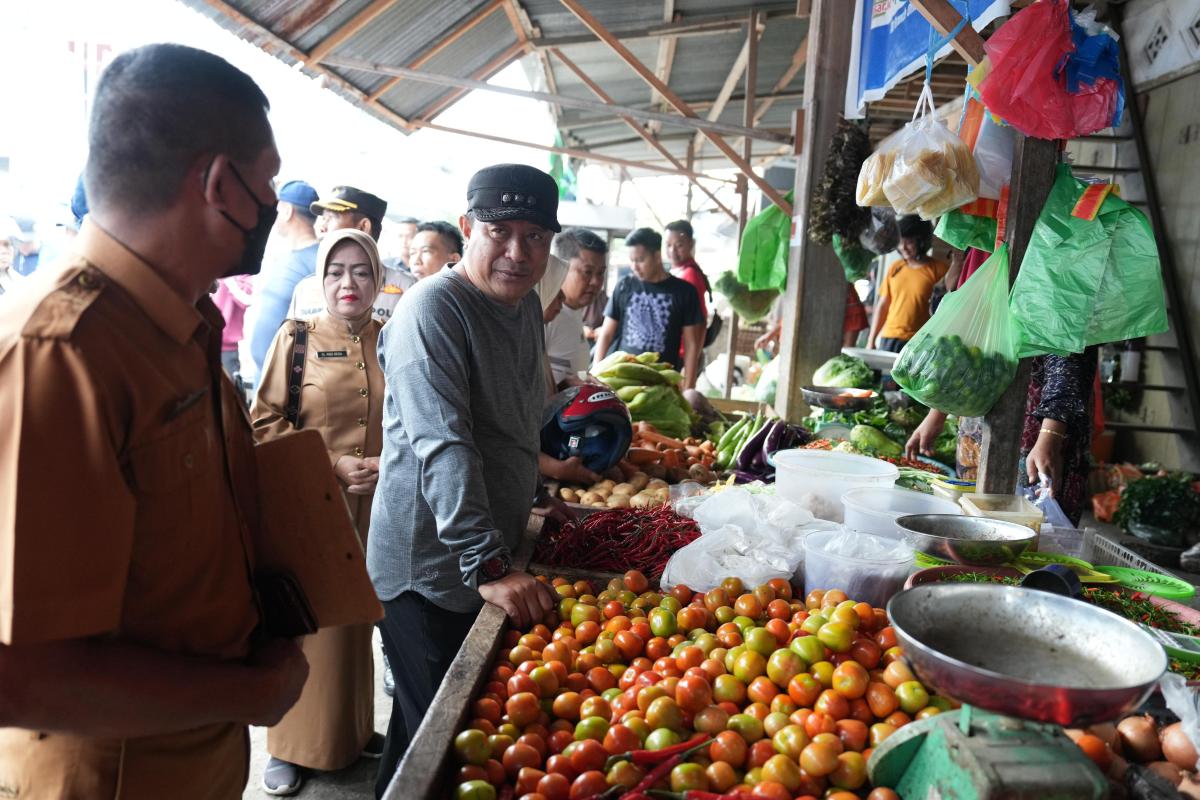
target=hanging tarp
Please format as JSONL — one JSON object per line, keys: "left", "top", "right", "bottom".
{"left": 845, "top": 0, "right": 1012, "bottom": 119}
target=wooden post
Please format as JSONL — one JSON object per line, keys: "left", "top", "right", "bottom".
{"left": 773, "top": 0, "right": 853, "bottom": 421}
{"left": 978, "top": 136, "right": 1059, "bottom": 492}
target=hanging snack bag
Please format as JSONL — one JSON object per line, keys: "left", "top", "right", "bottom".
{"left": 881, "top": 83, "right": 980, "bottom": 220}
{"left": 856, "top": 128, "right": 902, "bottom": 207}
{"left": 892, "top": 244, "right": 1020, "bottom": 417}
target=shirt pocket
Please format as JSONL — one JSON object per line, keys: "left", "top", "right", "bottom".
{"left": 127, "top": 413, "right": 219, "bottom": 533}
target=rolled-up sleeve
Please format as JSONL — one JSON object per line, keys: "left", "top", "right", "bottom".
{"left": 381, "top": 302, "right": 508, "bottom": 588}
{"left": 0, "top": 339, "right": 135, "bottom": 644}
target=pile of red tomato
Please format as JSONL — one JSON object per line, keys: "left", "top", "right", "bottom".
{"left": 451, "top": 570, "right": 951, "bottom": 800}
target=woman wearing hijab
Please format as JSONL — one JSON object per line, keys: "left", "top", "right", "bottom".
{"left": 251, "top": 228, "right": 385, "bottom": 795}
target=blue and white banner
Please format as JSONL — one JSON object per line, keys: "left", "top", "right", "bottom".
{"left": 845, "top": 0, "right": 1011, "bottom": 119}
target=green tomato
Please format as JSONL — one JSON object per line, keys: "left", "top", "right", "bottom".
{"left": 694, "top": 633, "right": 719, "bottom": 655}
{"left": 559, "top": 597, "right": 577, "bottom": 618}
{"left": 670, "top": 762, "right": 708, "bottom": 792}
{"left": 648, "top": 607, "right": 678, "bottom": 637}
{"left": 659, "top": 596, "right": 683, "bottom": 614}
{"left": 724, "top": 644, "right": 747, "bottom": 674}
{"left": 816, "top": 621, "right": 854, "bottom": 653}
{"left": 575, "top": 716, "right": 610, "bottom": 742}
{"left": 453, "top": 729, "right": 491, "bottom": 766}
{"left": 800, "top": 614, "right": 828, "bottom": 636}
{"left": 645, "top": 727, "right": 682, "bottom": 751}
{"left": 602, "top": 687, "right": 622, "bottom": 702}
{"left": 727, "top": 713, "right": 764, "bottom": 743}
{"left": 766, "top": 648, "right": 806, "bottom": 687}
{"left": 744, "top": 627, "right": 777, "bottom": 657}
{"left": 733, "top": 615, "right": 756, "bottom": 633}
{"left": 896, "top": 681, "right": 930, "bottom": 715}
{"left": 455, "top": 779, "right": 497, "bottom": 800}
{"left": 790, "top": 634, "right": 826, "bottom": 665}
{"left": 715, "top": 606, "right": 736, "bottom": 624}
{"left": 772, "top": 724, "right": 810, "bottom": 759}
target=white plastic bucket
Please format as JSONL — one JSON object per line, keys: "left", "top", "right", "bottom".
{"left": 842, "top": 487, "right": 962, "bottom": 539}
{"left": 802, "top": 528, "right": 912, "bottom": 608}
{"left": 773, "top": 449, "right": 898, "bottom": 523}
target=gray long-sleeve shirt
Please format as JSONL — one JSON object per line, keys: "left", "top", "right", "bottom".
{"left": 367, "top": 269, "right": 544, "bottom": 612}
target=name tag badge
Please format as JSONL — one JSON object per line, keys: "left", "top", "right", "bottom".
{"left": 317, "top": 350, "right": 348, "bottom": 359}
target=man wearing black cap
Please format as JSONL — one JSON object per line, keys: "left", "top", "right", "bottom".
{"left": 288, "top": 185, "right": 416, "bottom": 324}
{"left": 367, "top": 164, "right": 563, "bottom": 796}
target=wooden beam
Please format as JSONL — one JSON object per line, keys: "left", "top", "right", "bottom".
{"left": 559, "top": 90, "right": 806, "bottom": 130}
{"left": 366, "top": 0, "right": 505, "bottom": 103}
{"left": 978, "top": 136, "right": 1059, "bottom": 493}
{"left": 774, "top": 0, "right": 854, "bottom": 421}
{"left": 306, "top": 0, "right": 397, "bottom": 64}
{"left": 323, "top": 55, "right": 791, "bottom": 142}
{"left": 690, "top": 28, "right": 756, "bottom": 157}
{"left": 549, "top": 47, "right": 737, "bottom": 220}
{"left": 407, "top": 119, "right": 734, "bottom": 181}
{"left": 648, "top": 1, "right": 678, "bottom": 134}
{"left": 529, "top": 6, "right": 796, "bottom": 50}
{"left": 196, "top": 0, "right": 411, "bottom": 130}
{"left": 559, "top": 0, "right": 792, "bottom": 215}
{"left": 754, "top": 37, "right": 808, "bottom": 126}
{"left": 795, "top": 0, "right": 811, "bottom": 17}
{"left": 414, "top": 43, "right": 527, "bottom": 121}
{"left": 909, "top": 0, "right": 987, "bottom": 67}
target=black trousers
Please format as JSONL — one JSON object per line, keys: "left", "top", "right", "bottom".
{"left": 876, "top": 336, "right": 909, "bottom": 353}
{"left": 374, "top": 592, "right": 477, "bottom": 799}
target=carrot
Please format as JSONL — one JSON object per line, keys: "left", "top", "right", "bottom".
{"left": 685, "top": 445, "right": 703, "bottom": 459}
{"left": 626, "top": 447, "right": 662, "bottom": 466}
{"left": 637, "top": 428, "right": 687, "bottom": 450}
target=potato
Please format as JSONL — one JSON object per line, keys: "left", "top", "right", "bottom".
{"left": 688, "top": 464, "right": 716, "bottom": 484}
{"left": 592, "top": 486, "right": 611, "bottom": 499}
{"left": 595, "top": 479, "right": 616, "bottom": 491}
{"left": 629, "top": 473, "right": 650, "bottom": 491}
{"left": 559, "top": 488, "right": 579, "bottom": 503}
{"left": 611, "top": 482, "right": 635, "bottom": 496}
{"left": 666, "top": 467, "right": 690, "bottom": 484}
{"left": 579, "top": 491, "right": 603, "bottom": 506}
{"left": 653, "top": 487, "right": 669, "bottom": 502}
{"left": 629, "top": 492, "right": 655, "bottom": 509}
{"left": 606, "top": 494, "right": 631, "bottom": 509}
{"left": 644, "top": 463, "right": 667, "bottom": 479}
{"left": 647, "top": 478, "right": 669, "bottom": 491}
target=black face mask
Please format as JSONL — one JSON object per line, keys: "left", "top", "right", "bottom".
{"left": 217, "top": 161, "right": 278, "bottom": 277}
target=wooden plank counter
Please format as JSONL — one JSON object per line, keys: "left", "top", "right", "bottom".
{"left": 382, "top": 516, "right": 619, "bottom": 800}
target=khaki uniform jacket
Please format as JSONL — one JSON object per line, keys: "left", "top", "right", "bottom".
{"left": 0, "top": 220, "right": 261, "bottom": 798}
{"left": 250, "top": 312, "right": 383, "bottom": 770}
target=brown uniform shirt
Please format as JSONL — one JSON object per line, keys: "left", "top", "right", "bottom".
{"left": 0, "top": 220, "right": 260, "bottom": 798}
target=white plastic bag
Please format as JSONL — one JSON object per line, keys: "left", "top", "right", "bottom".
{"left": 972, "top": 115, "right": 1016, "bottom": 201}
{"left": 1160, "top": 672, "right": 1200, "bottom": 771}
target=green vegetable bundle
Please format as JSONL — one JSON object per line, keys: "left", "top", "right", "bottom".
{"left": 892, "top": 245, "right": 1019, "bottom": 417}
{"left": 812, "top": 354, "right": 875, "bottom": 389}
{"left": 1114, "top": 474, "right": 1200, "bottom": 548}
{"left": 595, "top": 351, "right": 694, "bottom": 439}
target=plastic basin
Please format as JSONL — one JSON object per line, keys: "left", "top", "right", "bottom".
{"left": 773, "top": 449, "right": 898, "bottom": 523}
{"left": 842, "top": 487, "right": 961, "bottom": 539}
{"left": 801, "top": 528, "right": 912, "bottom": 608}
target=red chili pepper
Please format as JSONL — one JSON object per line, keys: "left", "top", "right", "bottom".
{"left": 619, "top": 736, "right": 713, "bottom": 798}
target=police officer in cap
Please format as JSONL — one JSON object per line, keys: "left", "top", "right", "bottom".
{"left": 367, "top": 164, "right": 570, "bottom": 796}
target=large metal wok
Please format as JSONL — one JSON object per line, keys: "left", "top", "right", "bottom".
{"left": 887, "top": 583, "right": 1166, "bottom": 726}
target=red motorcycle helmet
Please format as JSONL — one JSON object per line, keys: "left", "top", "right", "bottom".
{"left": 540, "top": 384, "right": 633, "bottom": 473}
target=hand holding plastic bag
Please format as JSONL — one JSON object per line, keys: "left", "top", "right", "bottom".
{"left": 892, "top": 244, "right": 1020, "bottom": 417}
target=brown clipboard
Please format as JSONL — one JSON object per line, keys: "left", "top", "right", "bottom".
{"left": 253, "top": 429, "right": 383, "bottom": 628}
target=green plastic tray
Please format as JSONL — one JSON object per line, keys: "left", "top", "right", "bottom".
{"left": 1015, "top": 551, "right": 1118, "bottom": 583}
{"left": 1094, "top": 566, "right": 1197, "bottom": 601}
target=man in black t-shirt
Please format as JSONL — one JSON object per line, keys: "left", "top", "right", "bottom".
{"left": 593, "top": 227, "right": 704, "bottom": 388}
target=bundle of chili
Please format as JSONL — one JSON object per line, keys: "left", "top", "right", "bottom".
{"left": 533, "top": 507, "right": 701, "bottom": 580}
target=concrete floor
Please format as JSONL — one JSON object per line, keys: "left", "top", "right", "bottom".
{"left": 244, "top": 630, "right": 391, "bottom": 800}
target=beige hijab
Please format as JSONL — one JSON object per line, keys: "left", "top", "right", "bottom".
{"left": 316, "top": 228, "right": 384, "bottom": 325}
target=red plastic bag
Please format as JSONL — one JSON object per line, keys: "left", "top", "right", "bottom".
{"left": 980, "top": 0, "right": 1119, "bottom": 140}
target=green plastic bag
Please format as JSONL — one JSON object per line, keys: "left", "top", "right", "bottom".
{"left": 1010, "top": 165, "right": 1168, "bottom": 357}
{"left": 737, "top": 192, "right": 794, "bottom": 291}
{"left": 833, "top": 233, "right": 874, "bottom": 282}
{"left": 892, "top": 245, "right": 1020, "bottom": 417}
{"left": 934, "top": 209, "right": 997, "bottom": 253}
{"left": 714, "top": 272, "right": 780, "bottom": 323}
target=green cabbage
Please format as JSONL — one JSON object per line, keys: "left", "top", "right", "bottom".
{"left": 812, "top": 355, "right": 874, "bottom": 389}
{"left": 850, "top": 424, "right": 903, "bottom": 458}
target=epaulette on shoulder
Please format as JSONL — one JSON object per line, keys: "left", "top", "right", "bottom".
{"left": 21, "top": 266, "right": 107, "bottom": 341}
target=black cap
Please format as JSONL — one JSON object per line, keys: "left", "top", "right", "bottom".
{"left": 310, "top": 186, "right": 388, "bottom": 225}
{"left": 467, "top": 164, "right": 561, "bottom": 233}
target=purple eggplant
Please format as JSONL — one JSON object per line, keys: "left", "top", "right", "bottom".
{"left": 737, "top": 417, "right": 774, "bottom": 471}
{"left": 761, "top": 419, "right": 787, "bottom": 462}
{"left": 732, "top": 469, "right": 761, "bottom": 484}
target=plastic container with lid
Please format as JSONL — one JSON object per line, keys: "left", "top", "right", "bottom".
{"left": 773, "top": 450, "right": 899, "bottom": 523}
{"left": 960, "top": 493, "right": 1044, "bottom": 532}
{"left": 931, "top": 477, "right": 976, "bottom": 503}
{"left": 842, "top": 487, "right": 962, "bottom": 539}
{"left": 801, "top": 528, "right": 913, "bottom": 608}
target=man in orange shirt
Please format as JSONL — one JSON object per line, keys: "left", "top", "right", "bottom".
{"left": 0, "top": 44, "right": 307, "bottom": 798}
{"left": 867, "top": 216, "right": 948, "bottom": 353}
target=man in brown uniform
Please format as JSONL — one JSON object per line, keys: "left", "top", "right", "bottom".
{"left": 0, "top": 44, "right": 308, "bottom": 798}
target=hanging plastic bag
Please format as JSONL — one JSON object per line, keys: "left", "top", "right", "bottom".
{"left": 881, "top": 83, "right": 980, "bottom": 220}
{"left": 891, "top": 244, "right": 1020, "bottom": 417}
{"left": 737, "top": 192, "right": 793, "bottom": 291}
{"left": 859, "top": 207, "right": 899, "bottom": 255}
{"left": 856, "top": 128, "right": 904, "bottom": 208}
{"left": 934, "top": 209, "right": 997, "bottom": 253}
{"left": 1009, "top": 164, "right": 1168, "bottom": 356}
{"left": 833, "top": 233, "right": 874, "bottom": 282}
{"left": 979, "top": 0, "right": 1124, "bottom": 140}
{"left": 714, "top": 272, "right": 780, "bottom": 323}
{"left": 972, "top": 114, "right": 1016, "bottom": 200}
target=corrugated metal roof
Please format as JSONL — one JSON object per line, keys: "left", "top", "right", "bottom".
{"left": 177, "top": 0, "right": 810, "bottom": 173}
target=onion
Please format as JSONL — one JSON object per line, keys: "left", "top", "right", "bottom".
{"left": 1118, "top": 714, "right": 1162, "bottom": 762}
{"left": 1162, "top": 722, "right": 1200, "bottom": 771}
{"left": 1089, "top": 722, "right": 1123, "bottom": 756}
{"left": 1147, "top": 760, "right": 1183, "bottom": 787}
